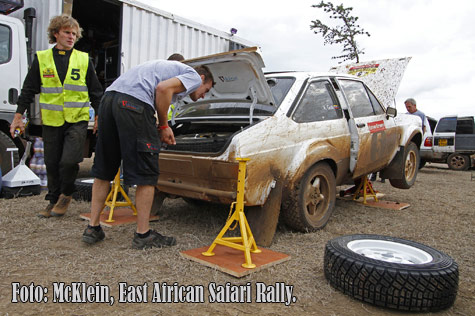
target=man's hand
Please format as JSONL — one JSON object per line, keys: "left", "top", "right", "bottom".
{"left": 93, "top": 115, "right": 98, "bottom": 134}
{"left": 9, "top": 113, "right": 25, "bottom": 138}
{"left": 159, "top": 126, "right": 176, "bottom": 145}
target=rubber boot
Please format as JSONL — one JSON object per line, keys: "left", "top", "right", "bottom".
{"left": 50, "top": 194, "right": 73, "bottom": 217}
{"left": 38, "top": 203, "right": 55, "bottom": 218}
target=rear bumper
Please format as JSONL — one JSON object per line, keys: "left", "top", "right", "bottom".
{"left": 157, "top": 154, "right": 239, "bottom": 204}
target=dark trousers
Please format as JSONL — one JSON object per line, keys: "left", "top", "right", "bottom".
{"left": 42, "top": 121, "right": 88, "bottom": 203}
{"left": 92, "top": 91, "right": 160, "bottom": 186}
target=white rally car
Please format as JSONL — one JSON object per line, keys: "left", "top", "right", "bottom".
{"left": 154, "top": 47, "right": 422, "bottom": 245}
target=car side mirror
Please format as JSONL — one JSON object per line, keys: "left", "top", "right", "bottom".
{"left": 386, "top": 107, "right": 397, "bottom": 118}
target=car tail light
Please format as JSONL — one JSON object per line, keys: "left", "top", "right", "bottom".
{"left": 424, "top": 136, "right": 433, "bottom": 147}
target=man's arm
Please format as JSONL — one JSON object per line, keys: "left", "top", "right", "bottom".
{"left": 154, "top": 78, "right": 186, "bottom": 145}
{"left": 16, "top": 55, "right": 41, "bottom": 114}
{"left": 86, "top": 58, "right": 103, "bottom": 134}
{"left": 10, "top": 55, "right": 41, "bottom": 137}
{"left": 86, "top": 58, "right": 103, "bottom": 112}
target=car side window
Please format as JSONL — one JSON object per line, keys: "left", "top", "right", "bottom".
{"left": 339, "top": 79, "right": 375, "bottom": 118}
{"left": 366, "top": 87, "right": 385, "bottom": 115}
{"left": 0, "top": 24, "right": 11, "bottom": 64}
{"left": 292, "top": 80, "right": 343, "bottom": 123}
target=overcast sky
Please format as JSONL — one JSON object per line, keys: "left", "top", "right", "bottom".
{"left": 140, "top": 0, "right": 474, "bottom": 120}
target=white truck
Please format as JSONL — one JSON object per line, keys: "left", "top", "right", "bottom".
{"left": 0, "top": 0, "right": 255, "bottom": 175}
{"left": 421, "top": 116, "right": 475, "bottom": 170}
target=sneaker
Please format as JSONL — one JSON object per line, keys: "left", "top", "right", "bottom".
{"left": 82, "top": 226, "right": 105, "bottom": 244}
{"left": 51, "top": 194, "right": 73, "bottom": 217}
{"left": 132, "top": 230, "right": 176, "bottom": 250}
{"left": 38, "top": 203, "right": 55, "bottom": 218}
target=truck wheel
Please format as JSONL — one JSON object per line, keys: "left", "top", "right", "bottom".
{"left": 0, "top": 131, "right": 19, "bottom": 175}
{"left": 282, "top": 162, "right": 335, "bottom": 231}
{"left": 324, "top": 234, "right": 458, "bottom": 312}
{"left": 72, "top": 178, "right": 94, "bottom": 201}
{"left": 447, "top": 153, "right": 470, "bottom": 171}
{"left": 72, "top": 178, "right": 129, "bottom": 202}
{"left": 389, "top": 142, "right": 419, "bottom": 189}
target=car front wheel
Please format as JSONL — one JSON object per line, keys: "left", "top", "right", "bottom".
{"left": 389, "top": 142, "right": 419, "bottom": 189}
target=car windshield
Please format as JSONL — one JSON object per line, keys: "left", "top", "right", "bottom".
{"left": 175, "top": 77, "right": 296, "bottom": 118}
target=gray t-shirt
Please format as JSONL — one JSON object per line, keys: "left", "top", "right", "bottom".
{"left": 409, "top": 110, "right": 426, "bottom": 130}
{"left": 106, "top": 60, "right": 201, "bottom": 109}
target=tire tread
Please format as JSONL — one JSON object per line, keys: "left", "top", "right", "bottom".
{"left": 324, "top": 235, "right": 458, "bottom": 312}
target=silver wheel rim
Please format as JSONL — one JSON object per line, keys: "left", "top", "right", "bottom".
{"left": 304, "top": 174, "right": 329, "bottom": 224}
{"left": 347, "top": 239, "right": 433, "bottom": 264}
{"left": 405, "top": 150, "right": 417, "bottom": 181}
{"left": 450, "top": 155, "right": 465, "bottom": 168}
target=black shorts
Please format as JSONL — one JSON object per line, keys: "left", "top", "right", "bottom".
{"left": 92, "top": 91, "right": 160, "bottom": 186}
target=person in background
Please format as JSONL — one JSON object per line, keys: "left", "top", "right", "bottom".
{"left": 9, "top": 14, "right": 103, "bottom": 218}
{"left": 167, "top": 53, "right": 184, "bottom": 62}
{"left": 405, "top": 98, "right": 426, "bottom": 134}
{"left": 81, "top": 58, "right": 214, "bottom": 250}
{"left": 166, "top": 53, "right": 185, "bottom": 120}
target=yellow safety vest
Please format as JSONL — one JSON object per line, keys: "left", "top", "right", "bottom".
{"left": 37, "top": 49, "right": 90, "bottom": 126}
{"left": 167, "top": 103, "right": 175, "bottom": 120}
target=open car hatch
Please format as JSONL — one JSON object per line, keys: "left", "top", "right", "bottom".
{"left": 170, "top": 47, "right": 276, "bottom": 123}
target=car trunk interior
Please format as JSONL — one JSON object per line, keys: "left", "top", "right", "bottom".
{"left": 163, "top": 119, "right": 260, "bottom": 154}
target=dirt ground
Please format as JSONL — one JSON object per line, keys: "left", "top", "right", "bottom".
{"left": 0, "top": 160, "right": 474, "bottom": 316}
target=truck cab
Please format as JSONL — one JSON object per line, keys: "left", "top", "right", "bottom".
{"left": 0, "top": 0, "right": 255, "bottom": 176}
{"left": 0, "top": 3, "right": 28, "bottom": 175}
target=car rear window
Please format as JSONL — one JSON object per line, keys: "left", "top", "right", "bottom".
{"left": 435, "top": 117, "right": 457, "bottom": 133}
{"left": 266, "top": 77, "right": 295, "bottom": 106}
{"left": 176, "top": 101, "right": 276, "bottom": 118}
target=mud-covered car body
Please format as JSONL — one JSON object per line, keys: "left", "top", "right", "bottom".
{"left": 155, "top": 47, "right": 422, "bottom": 244}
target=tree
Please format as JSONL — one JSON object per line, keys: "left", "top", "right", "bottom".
{"left": 310, "top": 1, "right": 370, "bottom": 63}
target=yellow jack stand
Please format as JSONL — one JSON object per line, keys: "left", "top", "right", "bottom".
{"left": 353, "top": 175, "right": 378, "bottom": 204}
{"left": 102, "top": 169, "right": 137, "bottom": 223}
{"left": 202, "top": 158, "right": 261, "bottom": 269}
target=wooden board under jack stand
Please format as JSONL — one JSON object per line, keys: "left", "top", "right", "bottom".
{"left": 181, "top": 244, "right": 290, "bottom": 278}
{"left": 80, "top": 208, "right": 160, "bottom": 228}
{"left": 338, "top": 194, "right": 410, "bottom": 211}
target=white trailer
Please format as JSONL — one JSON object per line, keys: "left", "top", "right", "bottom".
{"left": 0, "top": 0, "right": 256, "bottom": 174}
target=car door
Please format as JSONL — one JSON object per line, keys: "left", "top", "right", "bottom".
{"left": 288, "top": 77, "right": 349, "bottom": 168}
{"left": 433, "top": 116, "right": 456, "bottom": 153}
{"left": 0, "top": 16, "right": 24, "bottom": 113}
{"left": 337, "top": 78, "right": 399, "bottom": 179}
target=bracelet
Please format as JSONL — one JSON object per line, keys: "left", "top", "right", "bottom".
{"left": 158, "top": 125, "right": 169, "bottom": 130}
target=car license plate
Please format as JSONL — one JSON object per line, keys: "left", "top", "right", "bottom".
{"left": 438, "top": 139, "right": 448, "bottom": 146}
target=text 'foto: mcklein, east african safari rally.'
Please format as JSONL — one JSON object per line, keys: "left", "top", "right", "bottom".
{"left": 11, "top": 281, "right": 298, "bottom": 306}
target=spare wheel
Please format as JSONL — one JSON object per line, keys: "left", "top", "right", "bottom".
{"left": 72, "top": 178, "right": 129, "bottom": 202}
{"left": 324, "top": 234, "right": 458, "bottom": 312}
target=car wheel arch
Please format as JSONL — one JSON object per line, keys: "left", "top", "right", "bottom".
{"left": 285, "top": 157, "right": 338, "bottom": 194}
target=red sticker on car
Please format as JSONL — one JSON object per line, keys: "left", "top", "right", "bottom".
{"left": 368, "top": 120, "right": 386, "bottom": 133}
